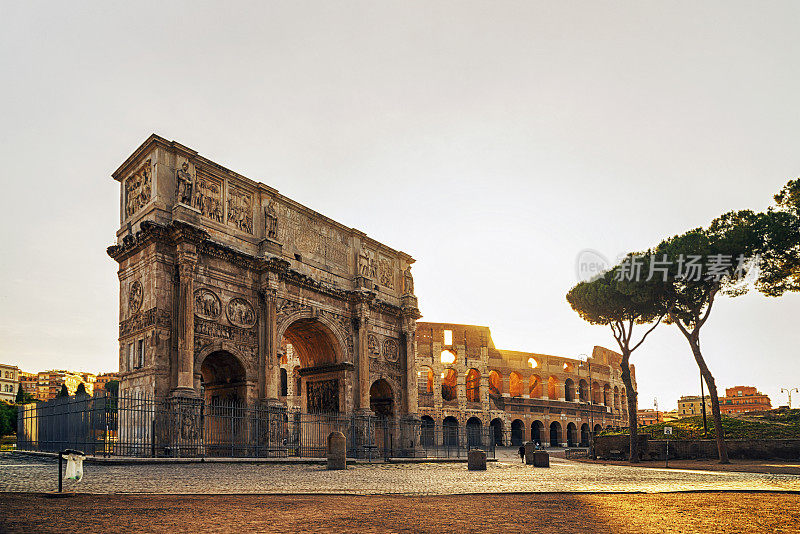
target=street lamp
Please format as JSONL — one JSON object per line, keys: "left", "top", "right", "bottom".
{"left": 579, "top": 355, "right": 593, "bottom": 458}
{"left": 781, "top": 387, "right": 799, "bottom": 408}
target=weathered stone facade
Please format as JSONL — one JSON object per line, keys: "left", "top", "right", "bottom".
{"left": 108, "top": 135, "right": 420, "bottom": 416}
{"left": 415, "top": 323, "right": 634, "bottom": 446}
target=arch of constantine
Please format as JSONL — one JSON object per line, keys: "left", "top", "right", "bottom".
{"left": 108, "top": 135, "right": 420, "bottom": 418}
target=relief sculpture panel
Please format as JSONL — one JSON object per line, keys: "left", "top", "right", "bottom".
{"left": 194, "top": 288, "right": 221, "bottom": 320}
{"left": 227, "top": 185, "right": 253, "bottom": 234}
{"left": 124, "top": 160, "right": 152, "bottom": 219}
{"left": 378, "top": 254, "right": 394, "bottom": 289}
{"left": 226, "top": 297, "right": 257, "bottom": 329}
{"left": 192, "top": 171, "right": 223, "bottom": 223}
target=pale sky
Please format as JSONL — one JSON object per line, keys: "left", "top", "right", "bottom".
{"left": 1, "top": 1, "right": 798, "bottom": 410}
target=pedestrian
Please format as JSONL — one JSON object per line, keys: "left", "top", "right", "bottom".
{"left": 518, "top": 444, "right": 525, "bottom": 463}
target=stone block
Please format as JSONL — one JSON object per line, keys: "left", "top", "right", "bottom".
{"left": 468, "top": 449, "right": 486, "bottom": 471}
{"left": 533, "top": 450, "right": 550, "bottom": 467}
{"left": 327, "top": 431, "right": 347, "bottom": 470}
{"left": 524, "top": 441, "right": 536, "bottom": 465}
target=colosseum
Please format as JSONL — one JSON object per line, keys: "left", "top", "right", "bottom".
{"left": 411, "top": 322, "right": 633, "bottom": 447}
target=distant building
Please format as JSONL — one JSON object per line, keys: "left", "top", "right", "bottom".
{"left": 678, "top": 395, "right": 712, "bottom": 417}
{"left": 95, "top": 372, "right": 120, "bottom": 393}
{"left": 19, "top": 372, "right": 37, "bottom": 399}
{"left": 637, "top": 408, "right": 663, "bottom": 426}
{"left": 35, "top": 370, "right": 85, "bottom": 400}
{"left": 0, "top": 364, "right": 20, "bottom": 402}
{"left": 720, "top": 386, "right": 772, "bottom": 414}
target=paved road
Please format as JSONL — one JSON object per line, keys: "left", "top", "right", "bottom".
{"left": 2, "top": 451, "right": 798, "bottom": 495}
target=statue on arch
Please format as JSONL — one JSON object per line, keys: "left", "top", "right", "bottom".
{"left": 176, "top": 162, "right": 193, "bottom": 205}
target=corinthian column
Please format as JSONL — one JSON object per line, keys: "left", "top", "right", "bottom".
{"left": 356, "top": 308, "right": 370, "bottom": 412}
{"left": 175, "top": 244, "right": 198, "bottom": 393}
{"left": 403, "top": 319, "right": 418, "bottom": 415}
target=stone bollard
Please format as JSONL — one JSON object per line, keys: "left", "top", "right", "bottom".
{"left": 327, "top": 431, "right": 347, "bottom": 470}
{"left": 524, "top": 441, "right": 536, "bottom": 465}
{"left": 468, "top": 449, "right": 487, "bottom": 471}
{"left": 533, "top": 450, "right": 550, "bottom": 467}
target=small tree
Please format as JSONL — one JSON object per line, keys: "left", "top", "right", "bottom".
{"left": 75, "top": 383, "right": 88, "bottom": 396}
{"left": 758, "top": 179, "right": 800, "bottom": 296}
{"left": 57, "top": 384, "right": 69, "bottom": 398}
{"left": 566, "top": 255, "right": 670, "bottom": 463}
{"left": 104, "top": 380, "right": 119, "bottom": 396}
{"left": 15, "top": 384, "right": 34, "bottom": 404}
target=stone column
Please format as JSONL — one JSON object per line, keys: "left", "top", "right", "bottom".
{"left": 402, "top": 321, "right": 418, "bottom": 415}
{"left": 356, "top": 306, "right": 370, "bottom": 412}
{"left": 175, "top": 244, "right": 197, "bottom": 394}
{"left": 266, "top": 291, "right": 279, "bottom": 401}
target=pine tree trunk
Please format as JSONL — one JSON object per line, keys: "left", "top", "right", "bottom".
{"left": 620, "top": 352, "right": 639, "bottom": 463}
{"left": 689, "top": 341, "right": 730, "bottom": 464}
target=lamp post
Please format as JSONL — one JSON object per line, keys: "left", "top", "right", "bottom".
{"left": 781, "top": 387, "right": 799, "bottom": 409}
{"left": 579, "top": 356, "right": 593, "bottom": 458}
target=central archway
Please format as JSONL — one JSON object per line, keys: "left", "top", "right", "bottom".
{"left": 281, "top": 318, "right": 344, "bottom": 413}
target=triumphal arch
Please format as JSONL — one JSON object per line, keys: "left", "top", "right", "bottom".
{"left": 108, "top": 135, "right": 420, "bottom": 418}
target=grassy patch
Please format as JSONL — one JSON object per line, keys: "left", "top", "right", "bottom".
{"left": 601, "top": 409, "right": 800, "bottom": 440}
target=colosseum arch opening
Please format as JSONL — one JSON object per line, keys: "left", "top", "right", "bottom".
{"left": 465, "top": 369, "right": 481, "bottom": 402}
{"left": 547, "top": 376, "right": 560, "bottom": 400}
{"left": 488, "top": 370, "right": 502, "bottom": 396}
{"left": 578, "top": 379, "right": 589, "bottom": 402}
{"left": 529, "top": 374, "right": 542, "bottom": 398}
{"left": 509, "top": 372, "right": 523, "bottom": 397}
{"left": 564, "top": 378, "right": 575, "bottom": 402}
{"left": 490, "top": 418, "right": 504, "bottom": 445}
{"left": 441, "top": 369, "right": 458, "bottom": 402}
{"left": 549, "top": 421, "right": 562, "bottom": 447}
{"left": 531, "top": 420, "right": 544, "bottom": 444}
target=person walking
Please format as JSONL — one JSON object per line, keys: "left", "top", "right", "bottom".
{"left": 518, "top": 444, "right": 525, "bottom": 463}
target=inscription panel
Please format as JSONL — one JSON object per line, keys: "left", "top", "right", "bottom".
{"left": 276, "top": 204, "right": 349, "bottom": 271}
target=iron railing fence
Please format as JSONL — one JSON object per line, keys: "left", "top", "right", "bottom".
{"left": 16, "top": 392, "right": 495, "bottom": 460}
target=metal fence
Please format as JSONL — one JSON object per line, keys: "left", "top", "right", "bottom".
{"left": 17, "top": 393, "right": 495, "bottom": 460}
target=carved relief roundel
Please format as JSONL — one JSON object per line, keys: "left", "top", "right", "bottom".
{"left": 129, "top": 280, "right": 143, "bottom": 313}
{"left": 194, "top": 288, "right": 221, "bottom": 320}
{"left": 226, "top": 297, "right": 257, "bottom": 329}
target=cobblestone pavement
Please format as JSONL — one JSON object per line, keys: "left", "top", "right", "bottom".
{"left": 3, "top": 493, "right": 800, "bottom": 534}
{"left": 2, "top": 452, "right": 798, "bottom": 495}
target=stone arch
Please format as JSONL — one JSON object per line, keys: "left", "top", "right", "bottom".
{"left": 490, "top": 418, "right": 504, "bottom": 446}
{"left": 603, "top": 384, "right": 611, "bottom": 406}
{"left": 441, "top": 368, "right": 458, "bottom": 401}
{"left": 578, "top": 379, "right": 589, "bottom": 402}
{"left": 509, "top": 372, "right": 523, "bottom": 397}
{"left": 369, "top": 378, "right": 394, "bottom": 417}
{"left": 419, "top": 365, "right": 434, "bottom": 394}
{"left": 279, "top": 316, "right": 344, "bottom": 369}
{"left": 199, "top": 348, "right": 248, "bottom": 405}
{"left": 593, "top": 423, "right": 603, "bottom": 435}
{"left": 465, "top": 368, "right": 481, "bottom": 402}
{"left": 421, "top": 415, "right": 435, "bottom": 447}
{"left": 566, "top": 422, "right": 577, "bottom": 447}
{"left": 443, "top": 415, "right": 459, "bottom": 446}
{"left": 488, "top": 370, "right": 502, "bottom": 395}
{"left": 580, "top": 423, "right": 590, "bottom": 446}
{"left": 592, "top": 381, "right": 602, "bottom": 404}
{"left": 614, "top": 386, "right": 620, "bottom": 411}
{"left": 511, "top": 419, "right": 524, "bottom": 446}
{"left": 466, "top": 416, "right": 483, "bottom": 447}
{"left": 529, "top": 374, "right": 542, "bottom": 398}
{"left": 547, "top": 376, "right": 560, "bottom": 400}
{"left": 531, "top": 420, "right": 544, "bottom": 444}
{"left": 564, "top": 378, "right": 575, "bottom": 402}
{"left": 549, "top": 421, "right": 563, "bottom": 447}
